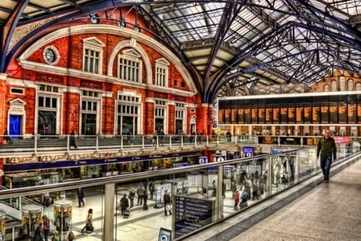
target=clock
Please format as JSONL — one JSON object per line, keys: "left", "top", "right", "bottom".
{"left": 43, "top": 46, "right": 59, "bottom": 65}
{"left": 90, "top": 13, "right": 99, "bottom": 24}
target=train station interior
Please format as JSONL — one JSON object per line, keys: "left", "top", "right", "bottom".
{"left": 0, "top": 0, "right": 361, "bottom": 241}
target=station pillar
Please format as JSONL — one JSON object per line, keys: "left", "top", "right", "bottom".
{"left": 196, "top": 103, "right": 212, "bottom": 135}
{"left": 103, "top": 183, "right": 115, "bottom": 241}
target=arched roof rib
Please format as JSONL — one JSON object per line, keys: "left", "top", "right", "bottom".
{"left": 1, "top": 0, "right": 361, "bottom": 102}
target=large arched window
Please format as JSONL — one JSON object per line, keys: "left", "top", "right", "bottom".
{"left": 117, "top": 49, "right": 143, "bottom": 83}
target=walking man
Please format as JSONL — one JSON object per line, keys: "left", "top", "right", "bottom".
{"left": 77, "top": 188, "right": 85, "bottom": 207}
{"left": 163, "top": 190, "right": 171, "bottom": 216}
{"left": 317, "top": 129, "right": 337, "bottom": 183}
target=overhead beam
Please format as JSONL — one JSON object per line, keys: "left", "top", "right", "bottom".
{"left": 139, "top": 5, "right": 203, "bottom": 93}
{"left": 203, "top": 0, "right": 243, "bottom": 87}
{"left": 0, "top": 0, "right": 29, "bottom": 72}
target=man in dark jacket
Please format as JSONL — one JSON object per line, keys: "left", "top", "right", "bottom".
{"left": 163, "top": 190, "right": 171, "bottom": 216}
{"left": 120, "top": 194, "right": 129, "bottom": 217}
{"left": 317, "top": 129, "right": 337, "bottom": 183}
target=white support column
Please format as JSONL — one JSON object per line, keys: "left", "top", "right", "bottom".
{"left": 216, "top": 166, "right": 224, "bottom": 221}
{"left": 103, "top": 183, "right": 115, "bottom": 241}
{"left": 267, "top": 157, "right": 273, "bottom": 196}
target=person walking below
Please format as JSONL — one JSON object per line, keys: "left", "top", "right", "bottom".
{"left": 129, "top": 189, "right": 135, "bottom": 208}
{"left": 77, "top": 188, "right": 85, "bottom": 207}
{"left": 42, "top": 215, "right": 50, "bottom": 241}
{"left": 120, "top": 194, "right": 129, "bottom": 217}
{"left": 81, "top": 209, "right": 94, "bottom": 234}
{"left": 137, "top": 186, "right": 144, "bottom": 206}
{"left": 149, "top": 182, "right": 155, "bottom": 200}
{"left": 317, "top": 129, "right": 337, "bottom": 183}
{"left": 163, "top": 190, "right": 172, "bottom": 216}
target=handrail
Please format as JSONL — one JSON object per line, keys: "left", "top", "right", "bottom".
{"left": 0, "top": 148, "right": 304, "bottom": 198}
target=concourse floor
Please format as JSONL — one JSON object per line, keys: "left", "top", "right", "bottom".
{"left": 231, "top": 160, "right": 361, "bottom": 241}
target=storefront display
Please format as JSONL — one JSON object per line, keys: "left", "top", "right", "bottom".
{"left": 237, "top": 109, "right": 244, "bottom": 124}
{"left": 244, "top": 108, "right": 251, "bottom": 123}
{"left": 22, "top": 204, "right": 43, "bottom": 238}
{"left": 273, "top": 107, "right": 280, "bottom": 123}
{"left": 258, "top": 108, "right": 265, "bottom": 123}
{"left": 338, "top": 102, "right": 347, "bottom": 123}
{"left": 280, "top": 107, "right": 288, "bottom": 123}
{"left": 312, "top": 105, "right": 320, "bottom": 123}
{"left": 303, "top": 106, "right": 311, "bottom": 123}
{"left": 251, "top": 108, "right": 258, "bottom": 123}
{"left": 265, "top": 107, "right": 272, "bottom": 124}
{"left": 231, "top": 108, "right": 238, "bottom": 123}
{"left": 348, "top": 100, "right": 356, "bottom": 123}
{"left": 288, "top": 107, "right": 295, "bottom": 123}
{"left": 53, "top": 199, "right": 72, "bottom": 241}
{"left": 321, "top": 104, "right": 329, "bottom": 123}
{"left": 224, "top": 109, "right": 231, "bottom": 124}
{"left": 296, "top": 106, "right": 303, "bottom": 123}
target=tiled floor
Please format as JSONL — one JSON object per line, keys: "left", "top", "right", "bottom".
{"left": 231, "top": 160, "right": 361, "bottom": 241}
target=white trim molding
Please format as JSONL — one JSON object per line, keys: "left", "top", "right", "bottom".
{"left": 8, "top": 98, "right": 26, "bottom": 136}
{"left": 18, "top": 24, "right": 197, "bottom": 94}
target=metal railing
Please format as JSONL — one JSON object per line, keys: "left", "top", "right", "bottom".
{"left": 0, "top": 134, "right": 259, "bottom": 154}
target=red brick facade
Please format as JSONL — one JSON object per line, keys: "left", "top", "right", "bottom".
{"left": 1, "top": 8, "right": 209, "bottom": 137}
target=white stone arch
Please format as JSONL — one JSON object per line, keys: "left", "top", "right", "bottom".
{"left": 107, "top": 39, "right": 152, "bottom": 85}
{"left": 19, "top": 24, "right": 197, "bottom": 93}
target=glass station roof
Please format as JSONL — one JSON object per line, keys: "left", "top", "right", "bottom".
{"left": 1, "top": 0, "right": 361, "bottom": 100}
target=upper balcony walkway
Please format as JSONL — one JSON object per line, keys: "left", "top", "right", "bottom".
{"left": 231, "top": 159, "right": 361, "bottom": 241}
{"left": 0, "top": 135, "right": 258, "bottom": 158}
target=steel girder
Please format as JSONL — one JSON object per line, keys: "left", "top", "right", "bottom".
{"left": 206, "top": 20, "right": 361, "bottom": 102}
{"left": 0, "top": 0, "right": 29, "bottom": 73}
{"left": 139, "top": 5, "right": 203, "bottom": 93}
{"left": 203, "top": 0, "right": 244, "bottom": 90}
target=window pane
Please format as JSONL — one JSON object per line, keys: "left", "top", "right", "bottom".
{"left": 52, "top": 98, "right": 57, "bottom": 108}
{"left": 38, "top": 96, "right": 44, "bottom": 107}
{"left": 45, "top": 97, "right": 51, "bottom": 108}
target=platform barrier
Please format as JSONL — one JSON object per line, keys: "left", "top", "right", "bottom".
{"left": 0, "top": 134, "right": 258, "bottom": 155}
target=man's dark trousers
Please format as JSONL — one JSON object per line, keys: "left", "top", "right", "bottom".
{"left": 320, "top": 155, "right": 332, "bottom": 180}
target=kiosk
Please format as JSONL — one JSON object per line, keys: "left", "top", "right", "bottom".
{"left": 53, "top": 199, "right": 72, "bottom": 241}
{"left": 22, "top": 204, "right": 42, "bottom": 238}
